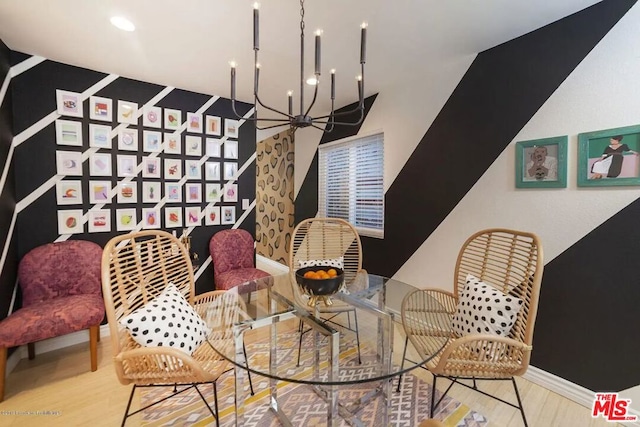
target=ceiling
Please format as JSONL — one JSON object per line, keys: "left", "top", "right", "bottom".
{"left": 0, "top": 0, "right": 602, "bottom": 119}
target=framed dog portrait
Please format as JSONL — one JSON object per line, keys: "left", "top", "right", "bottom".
{"left": 578, "top": 124, "right": 640, "bottom": 187}
{"left": 515, "top": 136, "right": 567, "bottom": 189}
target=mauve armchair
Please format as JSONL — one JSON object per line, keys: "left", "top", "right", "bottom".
{"left": 0, "top": 240, "right": 105, "bottom": 402}
{"left": 209, "top": 229, "right": 270, "bottom": 292}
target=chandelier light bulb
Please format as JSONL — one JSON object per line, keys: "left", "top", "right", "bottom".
{"left": 229, "top": 61, "right": 237, "bottom": 68}
{"left": 253, "top": 2, "right": 260, "bottom": 9}
{"left": 306, "top": 77, "right": 318, "bottom": 86}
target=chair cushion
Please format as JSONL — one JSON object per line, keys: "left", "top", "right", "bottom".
{"left": 452, "top": 274, "right": 523, "bottom": 338}
{"left": 215, "top": 268, "right": 270, "bottom": 291}
{"left": 0, "top": 294, "right": 105, "bottom": 347}
{"left": 120, "top": 284, "right": 210, "bottom": 355}
{"left": 298, "top": 256, "right": 344, "bottom": 269}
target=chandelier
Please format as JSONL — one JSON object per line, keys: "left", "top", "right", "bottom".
{"left": 230, "top": 0, "right": 367, "bottom": 133}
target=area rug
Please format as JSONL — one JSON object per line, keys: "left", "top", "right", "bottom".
{"left": 140, "top": 332, "right": 488, "bottom": 427}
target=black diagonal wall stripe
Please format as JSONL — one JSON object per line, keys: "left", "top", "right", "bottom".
{"left": 360, "top": 0, "right": 637, "bottom": 277}
{"left": 295, "top": 94, "right": 377, "bottom": 223}
{"left": 531, "top": 198, "right": 640, "bottom": 392}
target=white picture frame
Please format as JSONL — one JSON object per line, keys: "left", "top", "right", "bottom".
{"left": 205, "top": 161, "right": 220, "bottom": 181}
{"left": 117, "top": 181, "right": 138, "bottom": 204}
{"left": 206, "top": 138, "right": 221, "bottom": 157}
{"left": 89, "top": 96, "right": 113, "bottom": 122}
{"left": 165, "top": 182, "right": 182, "bottom": 203}
{"left": 164, "top": 158, "right": 182, "bottom": 180}
{"left": 185, "top": 206, "right": 201, "bottom": 226}
{"left": 57, "top": 209, "right": 84, "bottom": 234}
{"left": 164, "top": 108, "right": 182, "bottom": 130}
{"left": 224, "top": 140, "right": 238, "bottom": 159}
{"left": 117, "top": 154, "right": 138, "bottom": 177}
{"left": 205, "top": 183, "right": 221, "bottom": 202}
{"left": 143, "top": 106, "right": 162, "bottom": 128}
{"left": 141, "top": 156, "right": 161, "bottom": 178}
{"left": 223, "top": 183, "right": 238, "bottom": 203}
{"left": 185, "top": 183, "right": 202, "bottom": 203}
{"left": 56, "top": 151, "right": 83, "bottom": 176}
{"left": 118, "top": 128, "right": 138, "bottom": 151}
{"left": 205, "top": 115, "right": 222, "bottom": 136}
{"left": 143, "top": 130, "right": 162, "bottom": 152}
{"left": 56, "top": 90, "right": 83, "bottom": 118}
{"left": 186, "top": 112, "right": 203, "bottom": 133}
{"left": 55, "top": 119, "right": 83, "bottom": 146}
{"left": 56, "top": 180, "right": 83, "bottom": 205}
{"left": 165, "top": 207, "right": 183, "bottom": 228}
{"left": 142, "top": 181, "right": 162, "bottom": 203}
{"left": 223, "top": 162, "right": 238, "bottom": 180}
{"left": 185, "top": 160, "right": 201, "bottom": 180}
{"left": 224, "top": 119, "right": 240, "bottom": 138}
{"left": 142, "top": 207, "right": 161, "bottom": 229}
{"left": 89, "top": 180, "right": 112, "bottom": 204}
{"left": 117, "top": 100, "right": 138, "bottom": 124}
{"left": 88, "top": 209, "right": 111, "bottom": 233}
{"left": 221, "top": 206, "right": 236, "bottom": 225}
{"left": 89, "top": 123, "right": 112, "bottom": 149}
{"left": 164, "top": 133, "right": 181, "bottom": 154}
{"left": 89, "top": 153, "right": 112, "bottom": 176}
{"left": 116, "top": 208, "right": 137, "bottom": 231}
{"left": 205, "top": 206, "right": 221, "bottom": 225}
{"left": 185, "top": 135, "right": 202, "bottom": 156}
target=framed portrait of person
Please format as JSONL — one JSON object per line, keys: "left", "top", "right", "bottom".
{"left": 515, "top": 136, "right": 567, "bottom": 189}
{"left": 577, "top": 124, "right": 640, "bottom": 187}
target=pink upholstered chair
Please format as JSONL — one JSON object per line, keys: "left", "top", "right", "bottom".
{"left": 0, "top": 240, "right": 105, "bottom": 401}
{"left": 209, "top": 229, "right": 270, "bottom": 291}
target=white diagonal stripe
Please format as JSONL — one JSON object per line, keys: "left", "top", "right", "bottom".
{"left": 10, "top": 55, "right": 46, "bottom": 77}
{"left": 0, "top": 73, "right": 10, "bottom": 110}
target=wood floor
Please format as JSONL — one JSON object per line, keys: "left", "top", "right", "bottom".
{"left": 0, "top": 334, "right": 617, "bottom": 427}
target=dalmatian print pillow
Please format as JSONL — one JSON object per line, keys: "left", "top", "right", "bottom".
{"left": 452, "top": 274, "right": 523, "bottom": 338}
{"left": 298, "top": 256, "right": 344, "bottom": 269}
{"left": 120, "top": 283, "right": 210, "bottom": 355}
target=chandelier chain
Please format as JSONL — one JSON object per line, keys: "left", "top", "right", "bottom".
{"left": 300, "top": 0, "right": 305, "bottom": 33}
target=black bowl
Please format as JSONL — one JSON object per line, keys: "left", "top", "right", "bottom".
{"left": 295, "top": 266, "right": 345, "bottom": 296}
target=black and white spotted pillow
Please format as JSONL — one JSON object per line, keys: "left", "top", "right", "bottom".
{"left": 452, "top": 274, "right": 523, "bottom": 338}
{"left": 120, "top": 283, "right": 210, "bottom": 355}
{"left": 298, "top": 256, "right": 344, "bottom": 269}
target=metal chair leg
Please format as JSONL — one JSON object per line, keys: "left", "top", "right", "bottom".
{"left": 213, "top": 382, "right": 220, "bottom": 427}
{"left": 512, "top": 377, "right": 528, "bottom": 427}
{"left": 396, "top": 336, "right": 409, "bottom": 392}
{"left": 122, "top": 385, "right": 137, "bottom": 427}
{"left": 296, "top": 319, "right": 304, "bottom": 366}
{"left": 242, "top": 341, "right": 255, "bottom": 395}
{"left": 353, "top": 310, "right": 362, "bottom": 364}
{"left": 430, "top": 375, "right": 437, "bottom": 418}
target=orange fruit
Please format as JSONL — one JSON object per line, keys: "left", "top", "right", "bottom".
{"left": 303, "top": 271, "right": 315, "bottom": 279}
{"left": 327, "top": 268, "right": 337, "bottom": 277}
{"left": 317, "top": 271, "right": 330, "bottom": 279}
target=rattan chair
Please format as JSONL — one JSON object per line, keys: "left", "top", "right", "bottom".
{"left": 288, "top": 217, "right": 367, "bottom": 365}
{"left": 398, "top": 229, "right": 543, "bottom": 427}
{"left": 102, "top": 230, "right": 242, "bottom": 427}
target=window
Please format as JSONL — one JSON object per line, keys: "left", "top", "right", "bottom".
{"left": 318, "top": 132, "right": 384, "bottom": 238}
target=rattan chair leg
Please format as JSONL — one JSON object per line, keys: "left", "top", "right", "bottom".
{"left": 396, "top": 336, "right": 409, "bottom": 392}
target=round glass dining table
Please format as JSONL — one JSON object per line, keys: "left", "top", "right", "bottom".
{"left": 204, "top": 272, "right": 452, "bottom": 427}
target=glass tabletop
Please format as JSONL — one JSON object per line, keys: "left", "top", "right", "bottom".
{"left": 204, "top": 272, "right": 452, "bottom": 387}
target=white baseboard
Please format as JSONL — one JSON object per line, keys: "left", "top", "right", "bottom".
{"left": 5, "top": 324, "right": 111, "bottom": 377}
{"left": 256, "top": 254, "right": 289, "bottom": 274}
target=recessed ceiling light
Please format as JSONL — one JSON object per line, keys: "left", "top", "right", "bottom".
{"left": 110, "top": 16, "right": 135, "bottom": 32}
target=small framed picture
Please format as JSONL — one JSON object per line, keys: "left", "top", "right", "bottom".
{"left": 205, "top": 183, "right": 221, "bottom": 202}
{"left": 164, "top": 133, "right": 181, "bottom": 154}
{"left": 205, "top": 206, "right": 221, "bottom": 225}
{"left": 116, "top": 208, "right": 137, "bottom": 231}
{"left": 515, "top": 136, "right": 567, "bottom": 189}
{"left": 143, "top": 130, "right": 162, "bottom": 153}
{"left": 56, "top": 151, "right": 83, "bottom": 176}
{"left": 205, "top": 161, "right": 220, "bottom": 181}
{"left": 578, "top": 124, "right": 640, "bottom": 187}
{"left": 143, "top": 106, "right": 162, "bottom": 128}
{"left": 185, "top": 160, "right": 201, "bottom": 180}
{"left": 221, "top": 206, "right": 236, "bottom": 225}
{"left": 118, "top": 128, "right": 138, "bottom": 151}
{"left": 89, "top": 124, "right": 112, "bottom": 149}
{"left": 185, "top": 183, "right": 202, "bottom": 203}
{"left": 223, "top": 162, "right": 238, "bottom": 180}
{"left": 142, "top": 181, "right": 161, "bottom": 203}
{"left": 57, "top": 209, "right": 84, "bottom": 234}
{"left": 164, "top": 158, "right": 182, "bottom": 180}
{"left": 223, "top": 183, "right": 238, "bottom": 202}
{"left": 164, "top": 108, "right": 182, "bottom": 130}
{"left": 142, "top": 207, "right": 161, "bottom": 229}
{"left": 117, "top": 181, "right": 138, "bottom": 203}
{"left": 117, "top": 100, "right": 138, "bottom": 124}
{"left": 56, "top": 180, "right": 83, "bottom": 205}
{"left": 186, "top": 112, "right": 203, "bottom": 133}
{"left": 165, "top": 207, "right": 183, "bottom": 228}
{"left": 55, "top": 120, "right": 83, "bottom": 146}
{"left": 165, "top": 183, "right": 182, "bottom": 203}
{"left": 206, "top": 115, "right": 222, "bottom": 136}
{"left": 224, "top": 119, "right": 239, "bottom": 138}
{"left": 185, "top": 135, "right": 202, "bottom": 156}
{"left": 88, "top": 209, "right": 111, "bottom": 233}
{"left": 89, "top": 96, "right": 113, "bottom": 122}
{"left": 56, "top": 90, "right": 83, "bottom": 118}
{"left": 117, "top": 154, "right": 138, "bottom": 177}
{"left": 185, "top": 206, "right": 201, "bottom": 226}
{"left": 89, "top": 153, "right": 112, "bottom": 176}
{"left": 142, "top": 156, "right": 161, "bottom": 178}
{"left": 89, "top": 180, "right": 112, "bottom": 204}
{"left": 206, "top": 138, "right": 222, "bottom": 157}
{"left": 224, "top": 140, "right": 238, "bottom": 159}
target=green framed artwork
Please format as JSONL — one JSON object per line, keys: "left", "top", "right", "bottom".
{"left": 578, "top": 124, "right": 640, "bottom": 187}
{"left": 515, "top": 136, "right": 567, "bottom": 188}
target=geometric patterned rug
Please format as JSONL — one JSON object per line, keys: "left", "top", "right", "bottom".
{"left": 140, "top": 332, "right": 488, "bottom": 427}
